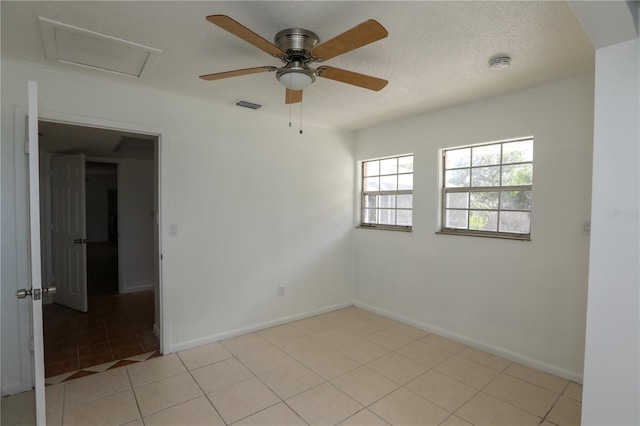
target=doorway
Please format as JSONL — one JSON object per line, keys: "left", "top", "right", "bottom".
{"left": 38, "top": 120, "right": 162, "bottom": 381}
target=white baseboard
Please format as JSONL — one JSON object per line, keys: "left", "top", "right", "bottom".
{"left": 2, "top": 382, "right": 27, "bottom": 397}
{"left": 354, "top": 301, "right": 583, "bottom": 384}
{"left": 119, "top": 284, "right": 155, "bottom": 294}
{"left": 169, "top": 300, "right": 353, "bottom": 353}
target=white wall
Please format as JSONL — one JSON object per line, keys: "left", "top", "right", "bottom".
{"left": 353, "top": 74, "right": 594, "bottom": 381}
{"left": 582, "top": 36, "right": 639, "bottom": 426}
{"left": 1, "top": 59, "right": 355, "bottom": 393}
{"left": 118, "top": 158, "right": 155, "bottom": 293}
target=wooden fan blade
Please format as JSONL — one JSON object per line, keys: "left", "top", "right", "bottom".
{"left": 285, "top": 89, "right": 302, "bottom": 104}
{"left": 311, "top": 20, "right": 388, "bottom": 61}
{"left": 317, "top": 66, "right": 388, "bottom": 91}
{"left": 199, "top": 66, "right": 277, "bottom": 81}
{"left": 206, "top": 15, "right": 285, "bottom": 57}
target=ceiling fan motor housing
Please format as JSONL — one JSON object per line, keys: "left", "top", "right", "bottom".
{"left": 275, "top": 28, "right": 319, "bottom": 62}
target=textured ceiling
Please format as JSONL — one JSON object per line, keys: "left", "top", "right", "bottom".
{"left": 1, "top": 1, "right": 594, "bottom": 130}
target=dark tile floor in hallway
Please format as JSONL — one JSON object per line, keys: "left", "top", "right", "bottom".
{"left": 43, "top": 242, "right": 159, "bottom": 379}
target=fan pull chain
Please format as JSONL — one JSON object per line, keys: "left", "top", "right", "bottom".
{"left": 299, "top": 99, "right": 303, "bottom": 134}
{"left": 289, "top": 74, "right": 293, "bottom": 128}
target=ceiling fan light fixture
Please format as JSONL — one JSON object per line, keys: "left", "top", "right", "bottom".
{"left": 277, "top": 68, "right": 315, "bottom": 90}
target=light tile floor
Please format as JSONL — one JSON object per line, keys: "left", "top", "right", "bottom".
{"left": 2, "top": 306, "right": 583, "bottom": 426}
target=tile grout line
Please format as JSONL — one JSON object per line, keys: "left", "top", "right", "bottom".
{"left": 123, "top": 366, "right": 144, "bottom": 424}
{"left": 225, "top": 334, "right": 326, "bottom": 425}
{"left": 540, "top": 381, "right": 571, "bottom": 424}
{"left": 178, "top": 351, "right": 230, "bottom": 425}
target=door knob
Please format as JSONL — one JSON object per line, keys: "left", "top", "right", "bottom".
{"left": 73, "top": 238, "right": 86, "bottom": 244}
{"left": 16, "top": 288, "right": 32, "bottom": 299}
{"left": 16, "top": 287, "right": 53, "bottom": 299}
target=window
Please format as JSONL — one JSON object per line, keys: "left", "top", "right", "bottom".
{"left": 441, "top": 138, "right": 533, "bottom": 239}
{"left": 361, "top": 155, "right": 413, "bottom": 230}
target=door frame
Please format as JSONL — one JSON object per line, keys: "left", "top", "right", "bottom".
{"left": 33, "top": 110, "right": 166, "bottom": 358}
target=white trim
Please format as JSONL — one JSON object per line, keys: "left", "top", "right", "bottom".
{"left": 1, "top": 382, "right": 26, "bottom": 397}
{"left": 41, "top": 152, "right": 54, "bottom": 305}
{"left": 169, "top": 301, "right": 353, "bottom": 353}
{"left": 33, "top": 110, "right": 168, "bottom": 355}
{"left": 354, "top": 301, "right": 583, "bottom": 383}
{"left": 119, "top": 284, "right": 155, "bottom": 294}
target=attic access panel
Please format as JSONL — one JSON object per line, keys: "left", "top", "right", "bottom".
{"left": 39, "top": 17, "right": 161, "bottom": 79}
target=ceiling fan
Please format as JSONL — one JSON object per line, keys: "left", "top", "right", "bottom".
{"left": 199, "top": 15, "right": 389, "bottom": 104}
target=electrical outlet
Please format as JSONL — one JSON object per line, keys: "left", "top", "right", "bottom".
{"left": 583, "top": 220, "right": 591, "bottom": 236}
{"left": 278, "top": 286, "right": 285, "bottom": 296}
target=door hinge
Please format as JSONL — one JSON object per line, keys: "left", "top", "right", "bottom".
{"left": 29, "top": 339, "right": 34, "bottom": 353}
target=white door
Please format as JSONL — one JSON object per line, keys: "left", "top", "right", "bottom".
{"left": 51, "top": 154, "right": 88, "bottom": 312}
{"left": 15, "top": 80, "right": 47, "bottom": 425}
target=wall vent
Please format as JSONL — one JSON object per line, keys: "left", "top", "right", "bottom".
{"left": 235, "top": 100, "right": 262, "bottom": 110}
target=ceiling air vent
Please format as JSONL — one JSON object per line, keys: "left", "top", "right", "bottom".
{"left": 39, "top": 17, "right": 162, "bottom": 79}
{"left": 235, "top": 100, "right": 262, "bottom": 110}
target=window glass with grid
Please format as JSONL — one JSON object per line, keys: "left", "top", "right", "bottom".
{"left": 442, "top": 138, "right": 533, "bottom": 238}
{"left": 361, "top": 155, "right": 413, "bottom": 230}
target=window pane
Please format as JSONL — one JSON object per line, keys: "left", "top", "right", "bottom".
{"left": 471, "top": 166, "right": 500, "bottom": 187}
{"left": 363, "top": 160, "right": 379, "bottom": 177}
{"left": 397, "top": 194, "right": 413, "bottom": 209}
{"left": 470, "top": 192, "right": 499, "bottom": 209}
{"left": 363, "top": 209, "right": 377, "bottom": 224}
{"left": 380, "top": 158, "right": 397, "bottom": 175}
{"left": 380, "top": 174, "right": 397, "bottom": 191}
{"left": 503, "top": 140, "right": 533, "bottom": 164}
{"left": 501, "top": 190, "right": 531, "bottom": 210}
{"left": 445, "top": 148, "right": 470, "bottom": 169}
{"left": 379, "top": 209, "right": 396, "bottom": 225}
{"left": 502, "top": 164, "right": 533, "bottom": 186}
{"left": 446, "top": 192, "right": 469, "bottom": 209}
{"left": 364, "top": 177, "right": 379, "bottom": 191}
{"left": 364, "top": 194, "right": 377, "bottom": 208}
{"left": 469, "top": 210, "right": 498, "bottom": 231}
{"left": 398, "top": 156, "right": 413, "bottom": 173}
{"left": 472, "top": 144, "right": 501, "bottom": 166}
{"left": 445, "top": 169, "right": 470, "bottom": 188}
{"left": 398, "top": 173, "right": 413, "bottom": 190}
{"left": 379, "top": 195, "right": 396, "bottom": 208}
{"left": 499, "top": 211, "right": 531, "bottom": 233}
{"left": 397, "top": 210, "right": 412, "bottom": 226}
{"left": 446, "top": 209, "right": 468, "bottom": 229}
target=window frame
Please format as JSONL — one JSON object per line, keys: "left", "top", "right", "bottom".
{"left": 439, "top": 138, "right": 533, "bottom": 240}
{"left": 359, "top": 154, "right": 414, "bottom": 232}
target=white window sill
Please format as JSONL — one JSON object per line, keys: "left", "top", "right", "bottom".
{"left": 436, "top": 230, "right": 530, "bottom": 241}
